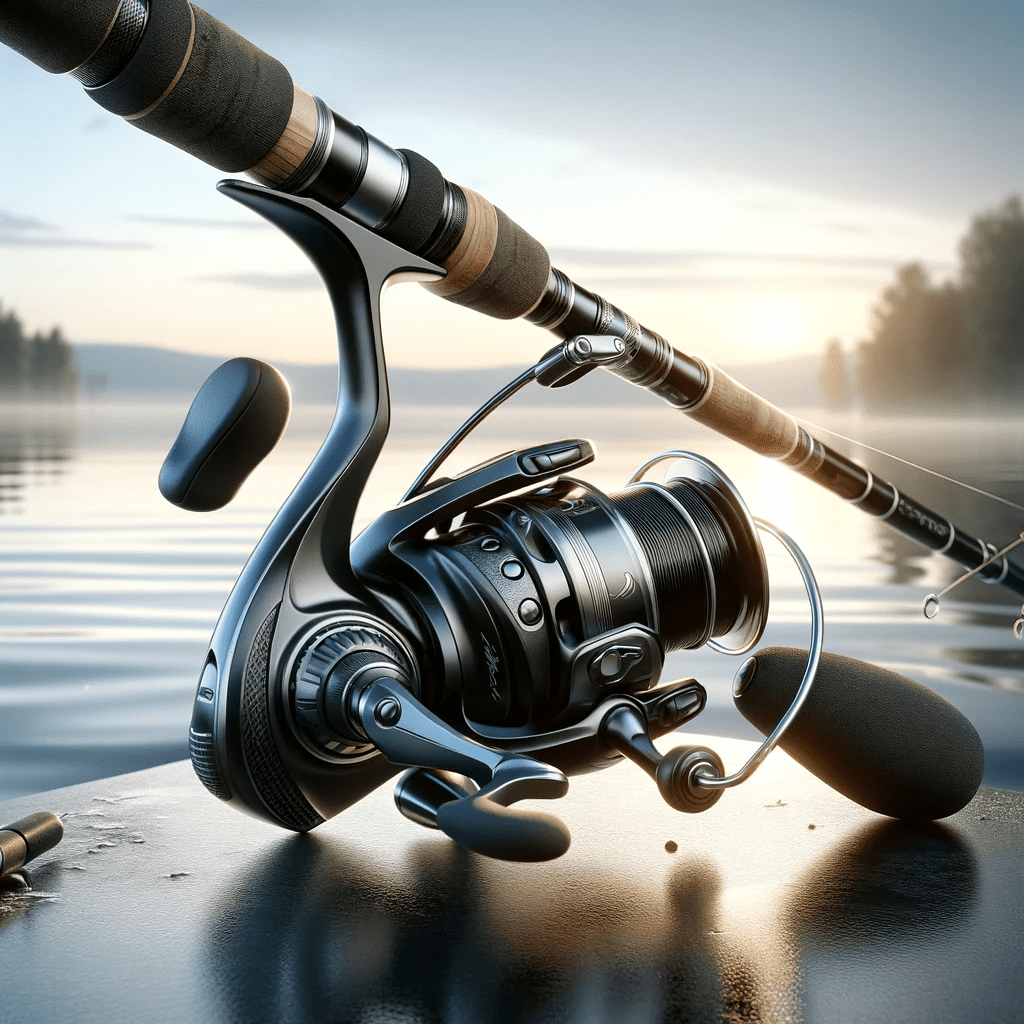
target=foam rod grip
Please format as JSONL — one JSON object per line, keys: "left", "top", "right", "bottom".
{"left": 0, "top": 0, "right": 123, "bottom": 74}
{"left": 734, "top": 647, "right": 984, "bottom": 820}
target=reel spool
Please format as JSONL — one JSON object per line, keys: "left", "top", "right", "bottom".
{"left": 163, "top": 183, "right": 983, "bottom": 863}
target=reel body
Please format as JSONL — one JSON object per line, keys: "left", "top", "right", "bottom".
{"left": 170, "top": 182, "right": 984, "bottom": 862}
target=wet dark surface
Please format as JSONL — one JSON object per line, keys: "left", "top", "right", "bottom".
{"left": 1, "top": 737, "right": 1022, "bottom": 1024}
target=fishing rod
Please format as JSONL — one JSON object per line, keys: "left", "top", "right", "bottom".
{"left": 3, "top": 0, "right": 1021, "bottom": 599}
{"left": 0, "top": 2, "right": 996, "bottom": 861}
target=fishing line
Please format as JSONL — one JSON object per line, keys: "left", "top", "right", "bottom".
{"left": 797, "top": 415, "right": 1024, "bottom": 636}
{"left": 795, "top": 416, "right": 1024, "bottom": 516}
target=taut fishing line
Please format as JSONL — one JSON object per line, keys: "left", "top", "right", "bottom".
{"left": 797, "top": 415, "right": 1024, "bottom": 635}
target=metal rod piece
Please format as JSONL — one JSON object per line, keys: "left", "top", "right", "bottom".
{"left": 694, "top": 518, "right": 824, "bottom": 791}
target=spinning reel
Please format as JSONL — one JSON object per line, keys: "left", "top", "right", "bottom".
{"left": 164, "top": 183, "right": 984, "bottom": 862}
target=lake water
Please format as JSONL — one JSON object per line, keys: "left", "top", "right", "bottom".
{"left": 1, "top": 396, "right": 1022, "bottom": 801}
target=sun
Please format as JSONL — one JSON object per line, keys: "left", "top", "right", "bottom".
{"left": 750, "top": 304, "right": 801, "bottom": 351}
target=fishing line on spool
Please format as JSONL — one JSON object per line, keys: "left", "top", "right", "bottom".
{"left": 608, "top": 477, "right": 748, "bottom": 650}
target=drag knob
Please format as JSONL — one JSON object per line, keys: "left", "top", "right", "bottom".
{"left": 290, "top": 625, "right": 414, "bottom": 760}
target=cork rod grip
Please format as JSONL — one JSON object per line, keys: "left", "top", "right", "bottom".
{"left": 686, "top": 360, "right": 802, "bottom": 460}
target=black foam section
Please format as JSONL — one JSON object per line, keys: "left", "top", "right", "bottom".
{"left": 447, "top": 207, "right": 551, "bottom": 320}
{"left": 379, "top": 149, "right": 446, "bottom": 255}
{"left": 0, "top": 0, "right": 122, "bottom": 74}
{"left": 159, "top": 357, "right": 290, "bottom": 511}
{"left": 735, "top": 647, "right": 985, "bottom": 820}
{"left": 87, "top": 0, "right": 192, "bottom": 115}
{"left": 89, "top": 2, "right": 294, "bottom": 172}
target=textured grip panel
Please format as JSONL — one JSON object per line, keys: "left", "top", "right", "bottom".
{"left": 241, "top": 606, "right": 325, "bottom": 833}
{"left": 735, "top": 647, "right": 985, "bottom": 820}
{"left": 87, "top": 0, "right": 194, "bottom": 115}
{"left": 189, "top": 727, "right": 229, "bottom": 800}
{"left": 85, "top": 0, "right": 294, "bottom": 171}
{"left": 0, "top": 0, "right": 123, "bottom": 74}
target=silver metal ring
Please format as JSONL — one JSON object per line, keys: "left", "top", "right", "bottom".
{"left": 341, "top": 132, "right": 408, "bottom": 229}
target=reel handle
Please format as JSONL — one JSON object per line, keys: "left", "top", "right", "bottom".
{"left": 355, "top": 680, "right": 571, "bottom": 862}
{"left": 602, "top": 703, "right": 724, "bottom": 814}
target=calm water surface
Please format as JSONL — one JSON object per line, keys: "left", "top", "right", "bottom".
{"left": 1, "top": 398, "right": 1022, "bottom": 800}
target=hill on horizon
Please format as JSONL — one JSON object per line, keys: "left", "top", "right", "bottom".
{"left": 73, "top": 342, "right": 830, "bottom": 409}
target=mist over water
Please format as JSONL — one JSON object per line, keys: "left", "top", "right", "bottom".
{"left": 1, "top": 398, "right": 1021, "bottom": 801}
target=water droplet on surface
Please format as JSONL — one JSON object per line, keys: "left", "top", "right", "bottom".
{"left": 923, "top": 594, "right": 940, "bottom": 619}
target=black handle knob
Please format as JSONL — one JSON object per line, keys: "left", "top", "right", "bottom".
{"left": 601, "top": 703, "right": 724, "bottom": 814}
{"left": 159, "top": 357, "right": 290, "bottom": 512}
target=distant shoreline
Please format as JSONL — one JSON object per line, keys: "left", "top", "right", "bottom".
{"left": 71, "top": 341, "right": 830, "bottom": 410}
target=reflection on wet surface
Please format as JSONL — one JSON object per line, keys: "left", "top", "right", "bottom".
{"left": 202, "top": 817, "right": 986, "bottom": 1023}
{"left": 0, "top": 749, "right": 1019, "bottom": 1024}
{"left": 206, "top": 836, "right": 767, "bottom": 1023}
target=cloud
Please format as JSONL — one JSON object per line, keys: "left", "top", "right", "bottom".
{"left": 193, "top": 272, "right": 321, "bottom": 291}
{"left": 549, "top": 246, "right": 954, "bottom": 272}
{"left": 0, "top": 209, "right": 153, "bottom": 250}
{"left": 126, "top": 214, "right": 270, "bottom": 231}
{"left": 0, "top": 235, "right": 152, "bottom": 250}
{"left": 0, "top": 211, "right": 59, "bottom": 233}
{"left": 548, "top": 247, "right": 957, "bottom": 286}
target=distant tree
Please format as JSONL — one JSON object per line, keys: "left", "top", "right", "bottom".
{"left": 817, "top": 338, "right": 851, "bottom": 410}
{"left": 0, "top": 303, "right": 28, "bottom": 394}
{"left": 28, "top": 326, "right": 78, "bottom": 396}
{"left": 0, "top": 301, "right": 78, "bottom": 400}
{"left": 960, "top": 195, "right": 1024, "bottom": 398}
{"left": 857, "top": 264, "right": 967, "bottom": 411}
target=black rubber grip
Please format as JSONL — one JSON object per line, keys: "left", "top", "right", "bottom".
{"left": 0, "top": 0, "right": 123, "bottom": 74}
{"left": 86, "top": 1, "right": 293, "bottom": 172}
{"left": 379, "top": 149, "right": 447, "bottom": 255}
{"left": 448, "top": 207, "right": 551, "bottom": 320}
{"left": 159, "top": 357, "right": 290, "bottom": 511}
{"left": 735, "top": 647, "right": 985, "bottom": 821}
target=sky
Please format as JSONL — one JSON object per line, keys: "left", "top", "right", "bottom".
{"left": 1, "top": 0, "right": 1022, "bottom": 369}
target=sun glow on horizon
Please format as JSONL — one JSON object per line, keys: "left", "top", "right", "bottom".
{"left": 749, "top": 304, "right": 803, "bottom": 351}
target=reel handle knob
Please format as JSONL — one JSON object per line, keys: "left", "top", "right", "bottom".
{"left": 159, "top": 357, "right": 290, "bottom": 511}
{"left": 655, "top": 746, "right": 726, "bottom": 814}
{"left": 601, "top": 703, "right": 724, "bottom": 814}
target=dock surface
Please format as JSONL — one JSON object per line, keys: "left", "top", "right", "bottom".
{"left": 1, "top": 736, "right": 1022, "bottom": 1023}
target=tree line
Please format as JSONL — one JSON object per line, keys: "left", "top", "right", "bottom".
{"left": 820, "top": 195, "right": 1024, "bottom": 411}
{"left": 0, "top": 302, "right": 79, "bottom": 398}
